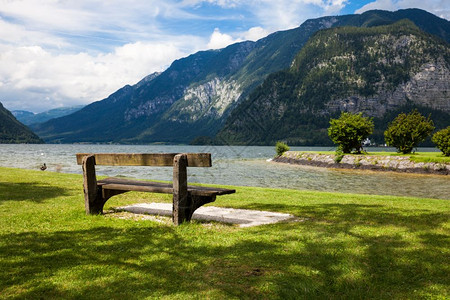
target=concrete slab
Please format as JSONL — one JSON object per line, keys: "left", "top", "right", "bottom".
{"left": 117, "top": 203, "right": 295, "bottom": 227}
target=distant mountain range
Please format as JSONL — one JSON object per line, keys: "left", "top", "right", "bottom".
{"left": 12, "top": 105, "right": 84, "bottom": 125}
{"left": 32, "top": 8, "right": 450, "bottom": 145}
{"left": 0, "top": 102, "right": 43, "bottom": 144}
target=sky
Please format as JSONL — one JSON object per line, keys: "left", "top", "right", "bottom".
{"left": 0, "top": 0, "right": 449, "bottom": 113}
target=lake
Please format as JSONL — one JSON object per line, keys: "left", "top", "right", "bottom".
{"left": 0, "top": 144, "right": 448, "bottom": 199}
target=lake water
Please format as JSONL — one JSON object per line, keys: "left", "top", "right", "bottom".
{"left": 0, "top": 144, "right": 448, "bottom": 199}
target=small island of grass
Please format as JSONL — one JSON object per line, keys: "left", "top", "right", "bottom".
{"left": 274, "top": 151, "right": 450, "bottom": 175}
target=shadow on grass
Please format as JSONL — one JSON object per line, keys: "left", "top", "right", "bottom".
{"left": 238, "top": 202, "right": 449, "bottom": 231}
{"left": 1, "top": 202, "right": 449, "bottom": 299}
{"left": 0, "top": 182, "right": 70, "bottom": 203}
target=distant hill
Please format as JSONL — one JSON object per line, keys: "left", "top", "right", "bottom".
{"left": 33, "top": 8, "right": 450, "bottom": 144}
{"left": 218, "top": 20, "right": 450, "bottom": 145}
{"left": 0, "top": 103, "right": 43, "bottom": 144}
{"left": 12, "top": 105, "right": 84, "bottom": 125}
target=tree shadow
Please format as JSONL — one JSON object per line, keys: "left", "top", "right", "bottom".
{"left": 1, "top": 202, "right": 448, "bottom": 298}
{"left": 237, "top": 202, "right": 449, "bottom": 231}
{"left": 0, "top": 182, "right": 70, "bottom": 203}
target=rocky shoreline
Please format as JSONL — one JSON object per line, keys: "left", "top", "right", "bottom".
{"left": 273, "top": 151, "right": 449, "bottom": 175}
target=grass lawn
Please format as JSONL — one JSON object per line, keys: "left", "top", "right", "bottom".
{"left": 0, "top": 167, "right": 449, "bottom": 299}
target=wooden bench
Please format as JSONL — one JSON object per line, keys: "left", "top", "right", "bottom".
{"left": 76, "top": 153, "right": 235, "bottom": 225}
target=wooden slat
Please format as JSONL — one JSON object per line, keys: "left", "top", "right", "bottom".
{"left": 76, "top": 153, "right": 211, "bottom": 167}
{"left": 97, "top": 177, "right": 235, "bottom": 197}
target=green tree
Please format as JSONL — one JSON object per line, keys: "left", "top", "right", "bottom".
{"left": 384, "top": 110, "right": 435, "bottom": 154}
{"left": 275, "top": 141, "right": 290, "bottom": 156}
{"left": 328, "top": 112, "right": 374, "bottom": 153}
{"left": 432, "top": 126, "right": 450, "bottom": 156}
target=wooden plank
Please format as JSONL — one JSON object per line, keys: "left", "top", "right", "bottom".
{"left": 102, "top": 183, "right": 173, "bottom": 194}
{"left": 188, "top": 185, "right": 236, "bottom": 196}
{"left": 98, "top": 177, "right": 235, "bottom": 196}
{"left": 76, "top": 153, "right": 211, "bottom": 167}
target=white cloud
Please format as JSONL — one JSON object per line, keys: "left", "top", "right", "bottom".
{"left": 0, "top": 42, "right": 186, "bottom": 112}
{"left": 181, "top": 0, "right": 241, "bottom": 8}
{"left": 207, "top": 28, "right": 242, "bottom": 49}
{"left": 356, "top": 0, "right": 400, "bottom": 13}
{"left": 248, "top": 1, "right": 324, "bottom": 31}
{"left": 242, "top": 26, "right": 269, "bottom": 41}
{"left": 0, "top": 18, "right": 68, "bottom": 48}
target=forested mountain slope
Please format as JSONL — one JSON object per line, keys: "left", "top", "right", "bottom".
{"left": 218, "top": 20, "right": 450, "bottom": 145}
{"left": 0, "top": 103, "right": 43, "bottom": 144}
{"left": 33, "top": 9, "right": 450, "bottom": 144}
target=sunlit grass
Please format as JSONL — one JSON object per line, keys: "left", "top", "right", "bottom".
{"left": 0, "top": 167, "right": 449, "bottom": 299}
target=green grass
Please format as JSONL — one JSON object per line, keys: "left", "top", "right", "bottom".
{"left": 1, "top": 167, "right": 449, "bottom": 299}
{"left": 296, "top": 150, "right": 450, "bottom": 163}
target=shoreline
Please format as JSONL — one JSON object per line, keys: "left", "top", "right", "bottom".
{"left": 273, "top": 151, "right": 450, "bottom": 175}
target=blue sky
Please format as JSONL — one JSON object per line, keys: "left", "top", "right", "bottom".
{"left": 0, "top": 0, "right": 449, "bottom": 113}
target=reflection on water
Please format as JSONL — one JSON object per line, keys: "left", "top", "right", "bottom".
{"left": 0, "top": 144, "right": 448, "bottom": 199}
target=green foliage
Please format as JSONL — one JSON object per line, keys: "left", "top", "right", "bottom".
{"left": 371, "top": 105, "right": 450, "bottom": 146}
{"left": 334, "top": 153, "right": 345, "bottom": 163}
{"left": 275, "top": 141, "right": 290, "bottom": 156}
{"left": 384, "top": 110, "right": 435, "bottom": 154}
{"left": 432, "top": 126, "right": 450, "bottom": 156}
{"left": 328, "top": 112, "right": 374, "bottom": 153}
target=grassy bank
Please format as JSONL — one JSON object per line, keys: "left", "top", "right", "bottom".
{"left": 1, "top": 167, "right": 449, "bottom": 299}
{"left": 296, "top": 150, "right": 450, "bottom": 164}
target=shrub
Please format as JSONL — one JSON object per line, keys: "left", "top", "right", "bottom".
{"left": 432, "top": 126, "right": 450, "bottom": 156}
{"left": 328, "top": 112, "right": 374, "bottom": 153}
{"left": 384, "top": 110, "right": 434, "bottom": 154}
{"left": 275, "top": 141, "right": 290, "bottom": 156}
{"left": 334, "top": 153, "right": 344, "bottom": 163}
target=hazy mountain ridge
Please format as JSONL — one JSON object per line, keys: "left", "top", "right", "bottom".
{"left": 33, "top": 8, "right": 450, "bottom": 144}
{"left": 12, "top": 105, "right": 85, "bottom": 126}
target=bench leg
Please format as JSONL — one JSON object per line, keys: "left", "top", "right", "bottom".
{"left": 82, "top": 155, "right": 104, "bottom": 215}
{"left": 187, "top": 195, "right": 216, "bottom": 221}
{"left": 173, "top": 154, "right": 188, "bottom": 225}
{"left": 174, "top": 194, "right": 216, "bottom": 224}
{"left": 172, "top": 153, "right": 217, "bottom": 225}
{"left": 87, "top": 186, "right": 105, "bottom": 214}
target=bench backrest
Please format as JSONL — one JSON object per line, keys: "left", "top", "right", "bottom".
{"left": 76, "top": 153, "right": 212, "bottom": 167}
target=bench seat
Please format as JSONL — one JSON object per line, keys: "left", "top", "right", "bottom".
{"left": 98, "top": 177, "right": 236, "bottom": 197}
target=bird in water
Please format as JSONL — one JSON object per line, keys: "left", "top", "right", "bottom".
{"left": 40, "top": 163, "right": 47, "bottom": 171}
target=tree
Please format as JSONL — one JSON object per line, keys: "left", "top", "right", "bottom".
{"left": 328, "top": 112, "right": 374, "bottom": 153}
{"left": 384, "top": 110, "right": 434, "bottom": 154}
{"left": 432, "top": 126, "right": 450, "bottom": 156}
{"left": 275, "top": 141, "right": 290, "bottom": 156}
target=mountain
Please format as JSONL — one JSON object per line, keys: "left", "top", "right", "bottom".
{"left": 218, "top": 20, "right": 450, "bottom": 145}
{"left": 12, "top": 105, "right": 85, "bottom": 125}
{"left": 34, "top": 8, "right": 450, "bottom": 144}
{"left": 11, "top": 110, "right": 35, "bottom": 122}
{"left": 0, "top": 102, "right": 43, "bottom": 144}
